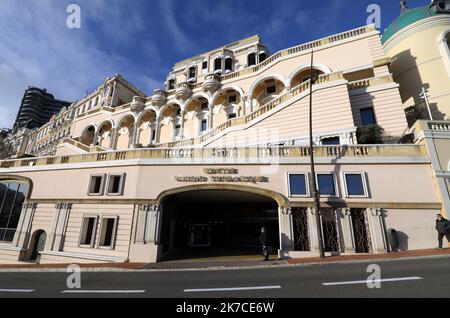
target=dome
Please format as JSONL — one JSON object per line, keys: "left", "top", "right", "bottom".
{"left": 381, "top": 6, "right": 439, "bottom": 45}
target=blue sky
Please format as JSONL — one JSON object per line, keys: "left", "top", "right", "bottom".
{"left": 0, "top": 0, "right": 427, "bottom": 128}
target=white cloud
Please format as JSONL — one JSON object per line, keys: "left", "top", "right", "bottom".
{"left": 159, "top": 0, "right": 192, "bottom": 52}
{"left": 0, "top": 0, "right": 162, "bottom": 128}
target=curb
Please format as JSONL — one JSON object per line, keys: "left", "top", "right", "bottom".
{"left": 0, "top": 253, "right": 450, "bottom": 273}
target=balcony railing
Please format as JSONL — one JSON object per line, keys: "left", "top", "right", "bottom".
{"left": 158, "top": 71, "right": 344, "bottom": 149}
{"left": 0, "top": 145, "right": 427, "bottom": 169}
{"left": 348, "top": 75, "right": 394, "bottom": 90}
{"left": 220, "top": 25, "right": 375, "bottom": 82}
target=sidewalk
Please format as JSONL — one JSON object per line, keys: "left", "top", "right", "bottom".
{"left": 0, "top": 248, "right": 449, "bottom": 272}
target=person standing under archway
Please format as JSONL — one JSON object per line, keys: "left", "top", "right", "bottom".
{"left": 260, "top": 227, "right": 269, "bottom": 261}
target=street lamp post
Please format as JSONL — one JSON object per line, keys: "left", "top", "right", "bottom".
{"left": 308, "top": 50, "right": 325, "bottom": 258}
{"left": 419, "top": 87, "right": 433, "bottom": 121}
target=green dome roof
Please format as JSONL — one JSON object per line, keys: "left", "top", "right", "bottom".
{"left": 382, "top": 6, "right": 439, "bottom": 45}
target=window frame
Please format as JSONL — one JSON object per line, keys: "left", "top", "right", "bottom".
{"left": 97, "top": 215, "right": 118, "bottom": 250}
{"left": 188, "top": 66, "right": 196, "bottom": 80}
{"left": 342, "top": 172, "right": 369, "bottom": 198}
{"left": 0, "top": 180, "right": 29, "bottom": 244}
{"left": 200, "top": 119, "right": 208, "bottom": 134}
{"left": 287, "top": 173, "right": 310, "bottom": 198}
{"left": 228, "top": 95, "right": 237, "bottom": 104}
{"left": 266, "top": 84, "right": 277, "bottom": 95}
{"left": 360, "top": 107, "right": 377, "bottom": 126}
{"left": 316, "top": 173, "right": 339, "bottom": 198}
{"left": 87, "top": 174, "right": 106, "bottom": 196}
{"left": 174, "top": 124, "right": 181, "bottom": 140}
{"left": 106, "top": 173, "right": 126, "bottom": 196}
{"left": 78, "top": 215, "right": 98, "bottom": 248}
{"left": 248, "top": 53, "right": 256, "bottom": 66}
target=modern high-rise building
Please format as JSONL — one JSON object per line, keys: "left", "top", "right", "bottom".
{"left": 14, "top": 86, "right": 72, "bottom": 129}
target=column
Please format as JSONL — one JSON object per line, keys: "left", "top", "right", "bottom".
{"left": 208, "top": 106, "right": 214, "bottom": 130}
{"left": 128, "top": 124, "right": 136, "bottom": 148}
{"left": 241, "top": 96, "right": 248, "bottom": 116}
{"left": 179, "top": 111, "right": 186, "bottom": 139}
{"left": 367, "top": 208, "right": 388, "bottom": 253}
{"left": 278, "top": 206, "right": 295, "bottom": 255}
{"left": 307, "top": 207, "right": 321, "bottom": 252}
{"left": 53, "top": 204, "right": 72, "bottom": 251}
{"left": 93, "top": 131, "right": 100, "bottom": 147}
{"left": 245, "top": 95, "right": 253, "bottom": 114}
{"left": 12, "top": 203, "right": 37, "bottom": 249}
{"left": 136, "top": 205, "right": 149, "bottom": 243}
{"left": 46, "top": 203, "right": 72, "bottom": 252}
{"left": 109, "top": 128, "right": 118, "bottom": 150}
{"left": 154, "top": 116, "right": 162, "bottom": 144}
{"left": 136, "top": 204, "right": 162, "bottom": 244}
{"left": 134, "top": 125, "right": 141, "bottom": 147}
{"left": 340, "top": 209, "right": 356, "bottom": 253}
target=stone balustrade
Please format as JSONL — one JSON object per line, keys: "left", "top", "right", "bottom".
{"left": 0, "top": 145, "right": 427, "bottom": 169}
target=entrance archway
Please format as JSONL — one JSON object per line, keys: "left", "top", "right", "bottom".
{"left": 29, "top": 230, "right": 46, "bottom": 262}
{"left": 159, "top": 189, "right": 280, "bottom": 261}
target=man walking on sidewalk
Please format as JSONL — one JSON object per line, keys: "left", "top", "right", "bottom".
{"left": 436, "top": 214, "right": 450, "bottom": 250}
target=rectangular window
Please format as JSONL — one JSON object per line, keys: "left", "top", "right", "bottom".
{"left": 88, "top": 175, "right": 105, "bottom": 196}
{"left": 321, "top": 137, "right": 340, "bottom": 145}
{"left": 168, "top": 80, "right": 175, "bottom": 90}
{"left": 201, "top": 119, "right": 208, "bottom": 132}
{"left": 344, "top": 173, "right": 367, "bottom": 197}
{"left": 289, "top": 174, "right": 308, "bottom": 197}
{"left": 228, "top": 113, "right": 237, "bottom": 120}
{"left": 202, "top": 61, "right": 208, "bottom": 70}
{"left": 317, "top": 174, "right": 338, "bottom": 197}
{"left": 107, "top": 174, "right": 125, "bottom": 196}
{"left": 189, "top": 67, "right": 196, "bottom": 79}
{"left": 98, "top": 217, "right": 117, "bottom": 249}
{"left": 360, "top": 107, "right": 376, "bottom": 126}
{"left": 225, "top": 58, "right": 233, "bottom": 72}
{"left": 79, "top": 216, "right": 97, "bottom": 247}
{"left": 228, "top": 95, "right": 237, "bottom": 104}
{"left": 0, "top": 182, "right": 29, "bottom": 242}
{"left": 174, "top": 125, "right": 181, "bottom": 138}
{"left": 214, "top": 58, "right": 222, "bottom": 71}
{"left": 266, "top": 85, "right": 276, "bottom": 95}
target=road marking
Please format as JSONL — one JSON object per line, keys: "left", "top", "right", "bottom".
{"left": 61, "top": 290, "right": 146, "bottom": 294}
{"left": 184, "top": 286, "right": 282, "bottom": 293}
{"left": 323, "top": 277, "right": 424, "bottom": 286}
{"left": 0, "top": 289, "right": 35, "bottom": 293}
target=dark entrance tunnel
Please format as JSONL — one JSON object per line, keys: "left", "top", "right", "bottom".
{"left": 159, "top": 190, "right": 280, "bottom": 260}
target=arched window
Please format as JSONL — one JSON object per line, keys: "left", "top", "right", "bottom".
{"left": 248, "top": 53, "right": 256, "bottom": 66}
{"left": 168, "top": 79, "right": 175, "bottom": 91}
{"left": 0, "top": 180, "right": 29, "bottom": 242}
{"left": 214, "top": 58, "right": 222, "bottom": 73}
{"left": 437, "top": 30, "right": 450, "bottom": 77}
{"left": 188, "top": 66, "right": 196, "bottom": 79}
{"left": 259, "top": 51, "right": 267, "bottom": 63}
{"left": 225, "top": 58, "right": 233, "bottom": 73}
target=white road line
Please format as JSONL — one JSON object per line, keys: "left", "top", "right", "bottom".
{"left": 0, "top": 289, "right": 35, "bottom": 293}
{"left": 184, "top": 286, "right": 282, "bottom": 293}
{"left": 323, "top": 277, "right": 424, "bottom": 286}
{"left": 61, "top": 290, "right": 146, "bottom": 294}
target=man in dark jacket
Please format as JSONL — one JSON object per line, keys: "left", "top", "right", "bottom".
{"left": 259, "top": 227, "right": 269, "bottom": 261}
{"left": 436, "top": 214, "right": 450, "bottom": 249}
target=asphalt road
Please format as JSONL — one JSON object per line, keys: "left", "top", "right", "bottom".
{"left": 0, "top": 256, "right": 450, "bottom": 298}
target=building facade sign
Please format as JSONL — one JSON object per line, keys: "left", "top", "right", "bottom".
{"left": 175, "top": 168, "right": 269, "bottom": 184}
